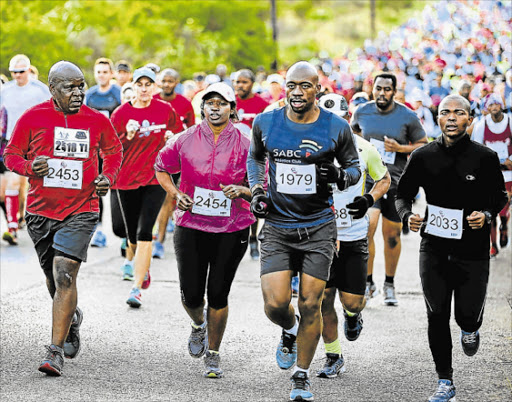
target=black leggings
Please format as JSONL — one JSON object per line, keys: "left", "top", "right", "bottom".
{"left": 419, "top": 240, "right": 489, "bottom": 380}
{"left": 116, "top": 185, "right": 166, "bottom": 244}
{"left": 174, "top": 226, "right": 249, "bottom": 309}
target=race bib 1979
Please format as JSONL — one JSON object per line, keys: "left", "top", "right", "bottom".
{"left": 54, "top": 127, "right": 90, "bottom": 158}
{"left": 370, "top": 138, "right": 396, "bottom": 164}
{"left": 43, "top": 159, "right": 83, "bottom": 190}
{"left": 276, "top": 163, "right": 316, "bottom": 194}
{"left": 424, "top": 204, "right": 463, "bottom": 240}
{"left": 333, "top": 192, "right": 352, "bottom": 228}
{"left": 191, "top": 187, "right": 232, "bottom": 217}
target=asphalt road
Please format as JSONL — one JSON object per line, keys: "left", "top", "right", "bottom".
{"left": 1, "top": 195, "right": 511, "bottom": 402}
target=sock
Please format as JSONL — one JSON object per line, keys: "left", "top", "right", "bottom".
{"left": 385, "top": 275, "right": 394, "bottom": 284}
{"left": 324, "top": 339, "right": 342, "bottom": 355}
{"left": 293, "top": 366, "right": 309, "bottom": 377}
{"left": 344, "top": 309, "right": 356, "bottom": 317}
{"left": 284, "top": 316, "right": 299, "bottom": 337}
{"left": 208, "top": 350, "right": 219, "bottom": 355}
{"left": 192, "top": 317, "right": 206, "bottom": 329}
{"left": 5, "top": 191, "right": 19, "bottom": 231}
{"left": 367, "top": 274, "right": 373, "bottom": 284}
{"left": 124, "top": 259, "right": 134, "bottom": 267}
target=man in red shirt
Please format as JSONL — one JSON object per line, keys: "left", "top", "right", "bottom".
{"left": 4, "top": 61, "right": 123, "bottom": 376}
{"left": 234, "top": 69, "right": 269, "bottom": 260}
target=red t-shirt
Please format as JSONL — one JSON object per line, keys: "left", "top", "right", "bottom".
{"left": 110, "top": 99, "right": 180, "bottom": 190}
{"left": 153, "top": 93, "right": 195, "bottom": 129}
{"left": 236, "top": 94, "right": 269, "bottom": 129}
{"left": 4, "top": 99, "right": 123, "bottom": 221}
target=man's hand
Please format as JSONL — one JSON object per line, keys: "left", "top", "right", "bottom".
{"left": 126, "top": 119, "right": 140, "bottom": 140}
{"left": 175, "top": 191, "right": 194, "bottom": 211}
{"left": 94, "top": 174, "right": 111, "bottom": 196}
{"left": 250, "top": 187, "right": 270, "bottom": 218}
{"left": 32, "top": 156, "right": 50, "bottom": 177}
{"left": 384, "top": 136, "right": 402, "bottom": 153}
{"left": 319, "top": 162, "right": 342, "bottom": 183}
{"left": 347, "top": 194, "right": 374, "bottom": 219}
{"left": 408, "top": 213, "right": 424, "bottom": 232}
{"left": 467, "top": 211, "right": 485, "bottom": 230}
{"left": 164, "top": 130, "right": 174, "bottom": 141}
{"left": 502, "top": 158, "right": 512, "bottom": 171}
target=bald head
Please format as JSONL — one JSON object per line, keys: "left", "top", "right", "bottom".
{"left": 286, "top": 61, "right": 318, "bottom": 84}
{"left": 439, "top": 94, "right": 471, "bottom": 114}
{"left": 48, "top": 61, "right": 84, "bottom": 87}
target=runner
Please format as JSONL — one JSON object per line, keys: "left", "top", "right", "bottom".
{"left": 110, "top": 67, "right": 182, "bottom": 306}
{"left": 317, "top": 94, "right": 390, "bottom": 378}
{"left": 395, "top": 94, "right": 507, "bottom": 402}
{"left": 247, "top": 61, "right": 361, "bottom": 401}
{"left": 472, "top": 94, "right": 512, "bottom": 257}
{"left": 3, "top": 61, "right": 122, "bottom": 376}
{"left": 0, "top": 54, "right": 51, "bottom": 245}
{"left": 154, "top": 82, "right": 255, "bottom": 378}
{"left": 85, "top": 57, "right": 122, "bottom": 248}
{"left": 351, "top": 72, "right": 427, "bottom": 305}
{"left": 234, "top": 68, "right": 270, "bottom": 260}
{"left": 152, "top": 68, "right": 195, "bottom": 259}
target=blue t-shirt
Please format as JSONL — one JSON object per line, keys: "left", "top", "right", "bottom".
{"left": 248, "top": 107, "right": 361, "bottom": 229}
{"left": 85, "top": 84, "right": 121, "bottom": 117}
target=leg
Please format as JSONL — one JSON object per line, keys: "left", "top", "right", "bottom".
{"left": 132, "top": 241, "right": 152, "bottom": 289}
{"left": 366, "top": 208, "right": 380, "bottom": 278}
{"left": 156, "top": 194, "right": 173, "bottom": 243}
{"left": 261, "top": 270, "right": 296, "bottom": 329}
{"left": 381, "top": 216, "right": 402, "bottom": 278}
{"left": 320, "top": 287, "right": 338, "bottom": 344}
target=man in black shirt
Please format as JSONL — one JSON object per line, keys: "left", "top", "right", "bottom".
{"left": 396, "top": 94, "right": 508, "bottom": 402}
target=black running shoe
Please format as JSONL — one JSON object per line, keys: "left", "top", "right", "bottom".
{"left": 344, "top": 310, "right": 363, "bottom": 341}
{"left": 38, "top": 344, "right": 64, "bottom": 376}
{"left": 461, "top": 330, "right": 480, "bottom": 356}
{"left": 63, "top": 307, "right": 83, "bottom": 359}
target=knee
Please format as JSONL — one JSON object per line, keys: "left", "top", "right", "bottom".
{"left": 386, "top": 234, "right": 400, "bottom": 249}
{"left": 264, "top": 297, "right": 290, "bottom": 316}
{"left": 181, "top": 290, "right": 204, "bottom": 310}
{"left": 343, "top": 297, "right": 365, "bottom": 313}
{"left": 298, "top": 296, "right": 322, "bottom": 319}
{"left": 321, "top": 289, "right": 336, "bottom": 315}
{"left": 54, "top": 269, "right": 75, "bottom": 289}
{"left": 207, "top": 294, "right": 228, "bottom": 310}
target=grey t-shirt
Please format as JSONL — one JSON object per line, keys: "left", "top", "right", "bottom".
{"left": 351, "top": 101, "right": 426, "bottom": 185}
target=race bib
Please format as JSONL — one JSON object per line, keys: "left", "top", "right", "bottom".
{"left": 54, "top": 127, "right": 90, "bottom": 158}
{"left": 486, "top": 140, "right": 509, "bottom": 163}
{"left": 43, "top": 159, "right": 83, "bottom": 190}
{"left": 333, "top": 192, "right": 352, "bottom": 228}
{"left": 424, "top": 204, "right": 463, "bottom": 240}
{"left": 99, "top": 110, "right": 110, "bottom": 118}
{"left": 276, "top": 163, "right": 316, "bottom": 194}
{"left": 191, "top": 187, "right": 231, "bottom": 217}
{"left": 370, "top": 138, "right": 396, "bottom": 164}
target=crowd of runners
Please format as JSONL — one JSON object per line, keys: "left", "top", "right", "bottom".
{"left": 1, "top": 1, "right": 511, "bottom": 401}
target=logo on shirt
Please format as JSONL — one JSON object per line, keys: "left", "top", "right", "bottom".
{"left": 465, "top": 174, "right": 476, "bottom": 181}
{"left": 299, "top": 139, "right": 323, "bottom": 157}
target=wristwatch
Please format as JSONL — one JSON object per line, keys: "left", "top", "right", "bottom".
{"left": 482, "top": 211, "right": 492, "bottom": 225}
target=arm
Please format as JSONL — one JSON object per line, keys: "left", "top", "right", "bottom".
{"left": 98, "top": 119, "right": 123, "bottom": 191}
{"left": 3, "top": 118, "right": 38, "bottom": 177}
{"left": 155, "top": 170, "right": 194, "bottom": 211}
{"left": 169, "top": 107, "right": 185, "bottom": 134}
{"left": 395, "top": 152, "right": 423, "bottom": 227}
{"left": 383, "top": 136, "right": 428, "bottom": 153}
{"left": 482, "top": 152, "right": 509, "bottom": 219}
{"left": 384, "top": 111, "right": 428, "bottom": 153}
{"left": 247, "top": 116, "right": 267, "bottom": 192}
{"left": 335, "top": 128, "right": 361, "bottom": 189}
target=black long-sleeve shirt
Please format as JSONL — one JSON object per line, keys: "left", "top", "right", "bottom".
{"left": 396, "top": 134, "right": 508, "bottom": 260}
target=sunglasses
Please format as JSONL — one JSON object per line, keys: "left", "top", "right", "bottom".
{"left": 12, "top": 70, "right": 27, "bottom": 74}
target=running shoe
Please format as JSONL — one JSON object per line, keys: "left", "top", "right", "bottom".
{"left": 316, "top": 353, "right": 345, "bottom": 378}
{"left": 460, "top": 330, "right": 480, "bottom": 356}
{"left": 2, "top": 230, "right": 18, "bottom": 246}
{"left": 383, "top": 282, "right": 398, "bottom": 306}
{"left": 499, "top": 225, "right": 508, "bottom": 248}
{"left": 276, "top": 320, "right": 298, "bottom": 370}
{"left": 188, "top": 311, "right": 208, "bottom": 358}
{"left": 428, "top": 379, "right": 456, "bottom": 402}
{"left": 166, "top": 219, "right": 175, "bottom": 233}
{"left": 290, "top": 371, "right": 313, "bottom": 401}
{"left": 249, "top": 237, "right": 259, "bottom": 261}
{"left": 291, "top": 275, "right": 299, "bottom": 298}
{"left": 126, "top": 287, "right": 142, "bottom": 308}
{"left": 344, "top": 310, "right": 363, "bottom": 341}
{"left": 365, "top": 281, "right": 379, "bottom": 299}
{"left": 203, "top": 351, "right": 223, "bottom": 378}
{"left": 63, "top": 307, "right": 83, "bottom": 359}
{"left": 490, "top": 243, "right": 498, "bottom": 258}
{"left": 141, "top": 270, "right": 151, "bottom": 290}
{"left": 120, "top": 238, "right": 127, "bottom": 257}
{"left": 121, "top": 263, "right": 134, "bottom": 281}
{"left": 38, "top": 344, "right": 64, "bottom": 376}
{"left": 90, "top": 229, "right": 106, "bottom": 248}
{"left": 152, "top": 240, "right": 164, "bottom": 259}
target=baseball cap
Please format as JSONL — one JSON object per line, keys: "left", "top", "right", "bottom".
{"left": 9, "top": 54, "right": 30, "bottom": 72}
{"left": 116, "top": 60, "right": 132, "bottom": 72}
{"left": 205, "top": 74, "right": 221, "bottom": 85}
{"left": 267, "top": 73, "right": 284, "bottom": 86}
{"left": 132, "top": 67, "right": 156, "bottom": 83}
{"left": 485, "top": 93, "right": 504, "bottom": 110}
{"left": 202, "top": 82, "right": 236, "bottom": 103}
{"left": 144, "top": 63, "right": 160, "bottom": 74}
{"left": 318, "top": 93, "right": 349, "bottom": 117}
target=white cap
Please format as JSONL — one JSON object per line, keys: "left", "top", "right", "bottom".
{"left": 202, "top": 82, "right": 236, "bottom": 103}
{"left": 267, "top": 73, "right": 284, "bottom": 86}
{"left": 205, "top": 74, "right": 221, "bottom": 85}
{"left": 9, "top": 54, "right": 30, "bottom": 72}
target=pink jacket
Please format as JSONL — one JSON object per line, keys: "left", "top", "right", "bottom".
{"left": 154, "top": 120, "right": 255, "bottom": 233}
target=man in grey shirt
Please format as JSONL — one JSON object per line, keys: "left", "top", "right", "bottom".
{"left": 351, "top": 73, "right": 427, "bottom": 305}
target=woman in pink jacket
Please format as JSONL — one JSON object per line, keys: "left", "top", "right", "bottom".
{"left": 155, "top": 83, "right": 255, "bottom": 379}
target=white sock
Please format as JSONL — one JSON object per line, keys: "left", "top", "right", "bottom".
{"left": 293, "top": 366, "right": 309, "bottom": 377}
{"left": 284, "top": 316, "right": 299, "bottom": 337}
{"left": 124, "top": 259, "right": 134, "bottom": 267}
